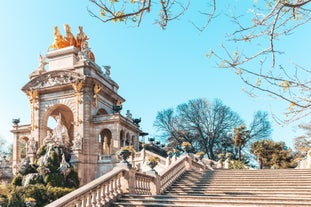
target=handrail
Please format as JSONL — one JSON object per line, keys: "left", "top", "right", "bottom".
{"left": 45, "top": 167, "right": 126, "bottom": 207}
{"left": 159, "top": 156, "right": 187, "bottom": 193}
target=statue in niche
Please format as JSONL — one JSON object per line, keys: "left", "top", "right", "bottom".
{"left": 52, "top": 114, "right": 70, "bottom": 148}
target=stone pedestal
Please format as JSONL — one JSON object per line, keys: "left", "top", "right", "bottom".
{"left": 46, "top": 46, "right": 79, "bottom": 70}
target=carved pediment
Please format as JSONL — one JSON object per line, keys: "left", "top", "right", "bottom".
{"left": 22, "top": 70, "right": 85, "bottom": 92}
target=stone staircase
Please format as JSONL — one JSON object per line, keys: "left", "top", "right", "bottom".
{"left": 112, "top": 169, "right": 311, "bottom": 207}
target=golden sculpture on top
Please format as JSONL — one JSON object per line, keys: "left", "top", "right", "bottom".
{"left": 64, "top": 24, "right": 76, "bottom": 47}
{"left": 47, "top": 24, "right": 95, "bottom": 62}
{"left": 76, "top": 26, "right": 89, "bottom": 51}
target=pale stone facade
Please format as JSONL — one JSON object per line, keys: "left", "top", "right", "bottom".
{"left": 11, "top": 45, "right": 141, "bottom": 185}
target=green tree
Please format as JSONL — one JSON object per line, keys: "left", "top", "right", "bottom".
{"left": 233, "top": 125, "right": 250, "bottom": 161}
{"left": 251, "top": 140, "right": 295, "bottom": 169}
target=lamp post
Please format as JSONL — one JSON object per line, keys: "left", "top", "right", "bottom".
{"left": 12, "top": 118, "right": 20, "bottom": 174}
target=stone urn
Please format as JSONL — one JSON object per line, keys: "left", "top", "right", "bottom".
{"left": 146, "top": 156, "right": 160, "bottom": 175}
{"left": 118, "top": 149, "right": 131, "bottom": 163}
{"left": 181, "top": 142, "right": 191, "bottom": 154}
{"left": 118, "top": 149, "right": 132, "bottom": 168}
{"left": 25, "top": 198, "right": 36, "bottom": 207}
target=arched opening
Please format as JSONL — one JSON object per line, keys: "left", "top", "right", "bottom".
{"left": 20, "top": 136, "right": 29, "bottom": 159}
{"left": 120, "top": 130, "right": 125, "bottom": 147}
{"left": 131, "top": 135, "right": 136, "bottom": 148}
{"left": 98, "top": 129, "right": 112, "bottom": 155}
{"left": 42, "top": 104, "right": 74, "bottom": 147}
{"left": 96, "top": 108, "right": 108, "bottom": 115}
{"left": 125, "top": 133, "right": 130, "bottom": 146}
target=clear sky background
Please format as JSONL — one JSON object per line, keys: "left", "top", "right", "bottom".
{"left": 0, "top": 1, "right": 309, "bottom": 149}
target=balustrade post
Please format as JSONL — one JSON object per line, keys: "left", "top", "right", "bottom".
{"left": 149, "top": 174, "right": 160, "bottom": 195}
{"left": 185, "top": 156, "right": 192, "bottom": 170}
{"left": 119, "top": 167, "right": 136, "bottom": 194}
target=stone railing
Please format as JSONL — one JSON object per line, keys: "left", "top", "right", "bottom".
{"left": 46, "top": 167, "right": 126, "bottom": 207}
{"left": 46, "top": 153, "right": 206, "bottom": 207}
{"left": 159, "top": 156, "right": 188, "bottom": 193}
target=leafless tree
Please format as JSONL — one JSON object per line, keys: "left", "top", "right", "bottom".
{"left": 212, "top": 0, "right": 311, "bottom": 124}
{"left": 88, "top": 0, "right": 311, "bottom": 124}
{"left": 154, "top": 98, "right": 243, "bottom": 159}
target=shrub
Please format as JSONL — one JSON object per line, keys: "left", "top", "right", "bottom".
{"left": 229, "top": 160, "right": 245, "bottom": 169}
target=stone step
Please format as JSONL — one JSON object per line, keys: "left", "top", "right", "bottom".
{"left": 165, "top": 191, "right": 311, "bottom": 197}
{"left": 112, "top": 169, "right": 311, "bottom": 207}
{"left": 112, "top": 194, "right": 311, "bottom": 207}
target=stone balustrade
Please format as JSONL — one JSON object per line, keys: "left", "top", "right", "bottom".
{"left": 46, "top": 152, "right": 206, "bottom": 207}
{"left": 45, "top": 167, "right": 125, "bottom": 207}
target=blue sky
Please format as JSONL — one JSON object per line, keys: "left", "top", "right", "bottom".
{"left": 1, "top": 1, "right": 309, "bottom": 149}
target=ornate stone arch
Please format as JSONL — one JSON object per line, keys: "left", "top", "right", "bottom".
{"left": 19, "top": 136, "right": 29, "bottom": 159}
{"left": 41, "top": 104, "right": 74, "bottom": 146}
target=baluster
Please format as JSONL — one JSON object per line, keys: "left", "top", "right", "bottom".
{"left": 95, "top": 187, "right": 101, "bottom": 207}
{"left": 105, "top": 181, "right": 111, "bottom": 203}
{"left": 90, "top": 190, "right": 96, "bottom": 207}
{"left": 117, "top": 173, "right": 122, "bottom": 194}
{"left": 100, "top": 183, "right": 106, "bottom": 205}
{"left": 81, "top": 195, "right": 87, "bottom": 207}
{"left": 109, "top": 179, "right": 115, "bottom": 200}
{"left": 113, "top": 176, "right": 118, "bottom": 197}
{"left": 74, "top": 199, "right": 81, "bottom": 207}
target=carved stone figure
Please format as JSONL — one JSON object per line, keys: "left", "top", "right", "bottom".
{"left": 58, "top": 154, "right": 71, "bottom": 178}
{"left": 76, "top": 26, "right": 89, "bottom": 51}
{"left": 52, "top": 114, "right": 70, "bottom": 148}
{"left": 64, "top": 24, "right": 76, "bottom": 47}
{"left": 28, "top": 137, "right": 37, "bottom": 153}
{"left": 43, "top": 130, "right": 53, "bottom": 145}
{"left": 38, "top": 54, "right": 48, "bottom": 73}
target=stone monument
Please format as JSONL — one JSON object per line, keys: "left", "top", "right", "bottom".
{"left": 11, "top": 25, "right": 142, "bottom": 185}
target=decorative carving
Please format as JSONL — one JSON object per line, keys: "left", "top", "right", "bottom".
{"left": 93, "top": 83, "right": 102, "bottom": 107}
{"left": 26, "top": 89, "right": 38, "bottom": 104}
{"left": 23, "top": 71, "right": 85, "bottom": 91}
{"left": 72, "top": 133, "right": 83, "bottom": 151}
{"left": 26, "top": 89, "right": 39, "bottom": 130}
{"left": 72, "top": 80, "right": 83, "bottom": 125}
